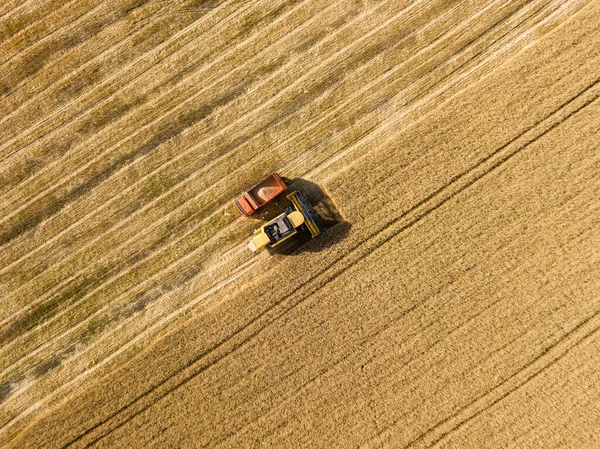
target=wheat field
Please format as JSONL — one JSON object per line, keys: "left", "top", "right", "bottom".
{"left": 1, "top": 0, "right": 599, "bottom": 447}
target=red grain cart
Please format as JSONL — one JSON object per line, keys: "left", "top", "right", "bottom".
{"left": 235, "top": 173, "right": 287, "bottom": 216}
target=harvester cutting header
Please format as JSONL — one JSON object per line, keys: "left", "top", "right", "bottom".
{"left": 235, "top": 173, "right": 324, "bottom": 253}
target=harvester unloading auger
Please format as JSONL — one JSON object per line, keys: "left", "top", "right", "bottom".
{"left": 247, "top": 190, "right": 324, "bottom": 253}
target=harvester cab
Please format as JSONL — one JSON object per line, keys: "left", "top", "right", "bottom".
{"left": 247, "top": 191, "right": 324, "bottom": 253}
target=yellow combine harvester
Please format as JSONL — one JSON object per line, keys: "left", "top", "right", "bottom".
{"left": 247, "top": 191, "right": 324, "bottom": 253}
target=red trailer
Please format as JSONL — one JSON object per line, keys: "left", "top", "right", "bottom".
{"left": 235, "top": 173, "right": 287, "bottom": 216}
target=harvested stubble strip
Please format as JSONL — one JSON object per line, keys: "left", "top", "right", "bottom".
{"left": 0, "top": 0, "right": 81, "bottom": 57}
{"left": 0, "top": 0, "right": 196, "bottom": 131}
{"left": 0, "top": 0, "right": 146, "bottom": 98}
{"left": 0, "top": 0, "right": 338, "bottom": 245}
{"left": 0, "top": 0, "right": 249, "bottom": 163}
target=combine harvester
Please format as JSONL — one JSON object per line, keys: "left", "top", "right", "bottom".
{"left": 247, "top": 190, "right": 324, "bottom": 253}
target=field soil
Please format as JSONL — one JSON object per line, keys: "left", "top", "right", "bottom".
{"left": 1, "top": 0, "right": 599, "bottom": 447}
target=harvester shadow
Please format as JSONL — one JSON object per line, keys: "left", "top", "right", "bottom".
{"left": 246, "top": 177, "right": 350, "bottom": 256}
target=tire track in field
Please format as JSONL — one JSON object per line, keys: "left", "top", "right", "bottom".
{"left": 357, "top": 81, "right": 600, "bottom": 449}
{"left": 221, "top": 180, "right": 599, "bottom": 445}
{"left": 401, "top": 310, "right": 600, "bottom": 449}
{"left": 0, "top": 0, "right": 564, "bottom": 382}
{"left": 3, "top": 1, "right": 596, "bottom": 442}
{"left": 0, "top": 244, "right": 259, "bottom": 440}
{"left": 53, "top": 48, "right": 600, "bottom": 449}
{"left": 215, "top": 277, "right": 546, "bottom": 447}
{"left": 215, "top": 286, "right": 524, "bottom": 447}
{"left": 315, "top": 165, "right": 600, "bottom": 449}
{"left": 338, "top": 262, "right": 600, "bottom": 449}
{"left": 109, "top": 74, "right": 600, "bottom": 443}
{"left": 0, "top": 0, "right": 370, "bottom": 412}
{"left": 212, "top": 301, "right": 421, "bottom": 447}
{"left": 329, "top": 78, "right": 599, "bottom": 283}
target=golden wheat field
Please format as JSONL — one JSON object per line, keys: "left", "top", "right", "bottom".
{"left": 1, "top": 0, "right": 599, "bottom": 447}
